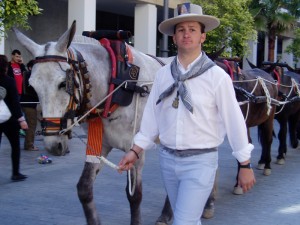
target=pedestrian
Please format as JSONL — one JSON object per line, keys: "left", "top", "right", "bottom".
{"left": 0, "top": 54, "right": 28, "bottom": 181}
{"left": 118, "top": 3, "right": 256, "bottom": 225}
{"left": 0, "top": 86, "right": 7, "bottom": 145}
{"left": 7, "top": 49, "right": 27, "bottom": 137}
{"left": 21, "top": 60, "right": 39, "bottom": 151}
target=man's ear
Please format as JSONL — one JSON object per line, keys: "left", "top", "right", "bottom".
{"left": 200, "top": 33, "right": 206, "bottom": 44}
{"left": 173, "top": 35, "right": 177, "bottom": 45}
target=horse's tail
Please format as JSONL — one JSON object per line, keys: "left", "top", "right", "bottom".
{"left": 272, "top": 129, "right": 277, "bottom": 139}
{"left": 257, "top": 126, "right": 261, "bottom": 144}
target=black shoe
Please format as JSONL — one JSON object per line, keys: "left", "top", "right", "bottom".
{"left": 11, "top": 173, "right": 28, "bottom": 182}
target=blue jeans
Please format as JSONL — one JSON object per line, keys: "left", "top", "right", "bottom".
{"left": 159, "top": 146, "right": 218, "bottom": 225}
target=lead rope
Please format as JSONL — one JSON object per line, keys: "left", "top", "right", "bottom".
{"left": 60, "top": 79, "right": 153, "bottom": 196}
{"left": 258, "top": 77, "right": 272, "bottom": 116}
{"left": 127, "top": 82, "right": 153, "bottom": 196}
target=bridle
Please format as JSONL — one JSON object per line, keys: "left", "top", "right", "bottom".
{"left": 32, "top": 49, "right": 91, "bottom": 138}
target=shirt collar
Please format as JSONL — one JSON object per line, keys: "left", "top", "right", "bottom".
{"left": 177, "top": 52, "right": 203, "bottom": 73}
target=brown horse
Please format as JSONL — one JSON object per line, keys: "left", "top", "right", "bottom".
{"left": 262, "top": 62, "right": 300, "bottom": 165}
{"left": 217, "top": 59, "right": 279, "bottom": 179}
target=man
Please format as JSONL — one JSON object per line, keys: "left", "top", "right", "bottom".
{"left": 118, "top": 3, "right": 256, "bottom": 225}
{"left": 20, "top": 60, "right": 39, "bottom": 151}
{"left": 8, "top": 49, "right": 27, "bottom": 137}
{"left": 7, "top": 49, "right": 27, "bottom": 97}
{"left": 8, "top": 50, "right": 39, "bottom": 149}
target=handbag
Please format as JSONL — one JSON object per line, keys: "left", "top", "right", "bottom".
{"left": 0, "top": 99, "right": 12, "bottom": 123}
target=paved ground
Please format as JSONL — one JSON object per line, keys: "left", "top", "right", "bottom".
{"left": 0, "top": 121, "right": 300, "bottom": 225}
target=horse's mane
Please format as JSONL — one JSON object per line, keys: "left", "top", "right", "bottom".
{"left": 72, "top": 35, "right": 101, "bottom": 45}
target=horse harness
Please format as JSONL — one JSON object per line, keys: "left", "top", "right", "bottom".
{"left": 33, "top": 39, "right": 164, "bottom": 138}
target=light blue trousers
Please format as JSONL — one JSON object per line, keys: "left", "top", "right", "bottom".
{"left": 159, "top": 146, "right": 218, "bottom": 225}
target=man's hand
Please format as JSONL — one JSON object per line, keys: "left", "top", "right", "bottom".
{"left": 118, "top": 150, "right": 139, "bottom": 173}
{"left": 238, "top": 168, "right": 256, "bottom": 193}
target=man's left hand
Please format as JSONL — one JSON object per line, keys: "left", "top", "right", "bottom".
{"left": 238, "top": 168, "right": 256, "bottom": 193}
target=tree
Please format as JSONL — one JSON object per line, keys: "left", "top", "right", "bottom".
{"left": 0, "top": 0, "right": 42, "bottom": 36}
{"left": 285, "top": 27, "right": 300, "bottom": 65}
{"left": 249, "top": 0, "right": 298, "bottom": 62}
{"left": 193, "top": 0, "right": 257, "bottom": 57}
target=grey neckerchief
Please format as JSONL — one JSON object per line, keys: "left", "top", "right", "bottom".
{"left": 156, "top": 51, "right": 215, "bottom": 113}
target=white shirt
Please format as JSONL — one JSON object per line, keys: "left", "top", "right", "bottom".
{"left": 134, "top": 56, "right": 253, "bottom": 162}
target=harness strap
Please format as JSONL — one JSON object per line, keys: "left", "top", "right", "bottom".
{"left": 222, "top": 60, "right": 234, "bottom": 80}
{"left": 99, "top": 38, "right": 117, "bottom": 118}
{"left": 86, "top": 117, "right": 103, "bottom": 156}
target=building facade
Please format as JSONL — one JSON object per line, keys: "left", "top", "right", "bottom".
{"left": 2, "top": 0, "right": 297, "bottom": 69}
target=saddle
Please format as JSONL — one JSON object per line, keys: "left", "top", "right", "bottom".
{"left": 83, "top": 30, "right": 147, "bottom": 117}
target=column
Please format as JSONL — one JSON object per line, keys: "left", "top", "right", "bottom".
{"left": 134, "top": 4, "right": 157, "bottom": 55}
{"left": 264, "top": 35, "right": 268, "bottom": 62}
{"left": 243, "top": 40, "right": 257, "bottom": 70}
{"left": 68, "top": 0, "right": 96, "bottom": 35}
{"left": 282, "top": 38, "right": 294, "bottom": 67}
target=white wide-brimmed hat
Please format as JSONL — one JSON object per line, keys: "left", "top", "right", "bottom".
{"left": 159, "top": 3, "right": 220, "bottom": 36}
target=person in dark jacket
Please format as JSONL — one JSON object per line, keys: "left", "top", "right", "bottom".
{"left": 7, "top": 49, "right": 27, "bottom": 137}
{"left": 20, "top": 60, "right": 40, "bottom": 151}
{"left": 0, "top": 54, "right": 28, "bottom": 181}
{"left": 7, "top": 49, "right": 27, "bottom": 97}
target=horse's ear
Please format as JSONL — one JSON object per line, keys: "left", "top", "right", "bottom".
{"left": 13, "top": 27, "right": 41, "bottom": 57}
{"left": 55, "top": 20, "right": 76, "bottom": 52}
{"left": 246, "top": 58, "right": 257, "bottom": 69}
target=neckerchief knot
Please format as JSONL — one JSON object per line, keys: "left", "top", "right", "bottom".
{"left": 156, "top": 52, "right": 215, "bottom": 113}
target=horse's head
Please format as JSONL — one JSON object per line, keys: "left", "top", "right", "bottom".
{"left": 14, "top": 21, "right": 78, "bottom": 156}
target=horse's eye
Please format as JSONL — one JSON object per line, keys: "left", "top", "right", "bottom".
{"left": 59, "top": 81, "right": 66, "bottom": 89}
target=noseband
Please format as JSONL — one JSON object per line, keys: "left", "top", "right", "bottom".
{"left": 33, "top": 50, "right": 91, "bottom": 137}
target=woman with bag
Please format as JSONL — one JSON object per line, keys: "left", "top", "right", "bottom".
{"left": 0, "top": 54, "right": 28, "bottom": 181}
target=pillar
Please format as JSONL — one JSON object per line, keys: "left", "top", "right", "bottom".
{"left": 282, "top": 38, "right": 294, "bottom": 67}
{"left": 68, "top": 0, "right": 96, "bottom": 35}
{"left": 134, "top": 4, "right": 157, "bottom": 55}
{"left": 243, "top": 40, "right": 257, "bottom": 70}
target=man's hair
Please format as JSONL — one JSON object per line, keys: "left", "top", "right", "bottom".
{"left": 11, "top": 49, "right": 21, "bottom": 55}
{"left": 0, "top": 55, "right": 8, "bottom": 76}
{"left": 27, "top": 60, "right": 34, "bottom": 69}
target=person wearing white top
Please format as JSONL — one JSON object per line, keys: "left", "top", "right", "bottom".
{"left": 118, "top": 3, "right": 256, "bottom": 225}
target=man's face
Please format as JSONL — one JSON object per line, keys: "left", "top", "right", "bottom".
{"left": 173, "top": 21, "right": 206, "bottom": 52}
{"left": 12, "top": 54, "right": 22, "bottom": 64}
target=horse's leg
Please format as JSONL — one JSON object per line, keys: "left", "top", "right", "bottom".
{"left": 297, "top": 120, "right": 300, "bottom": 140}
{"left": 126, "top": 153, "right": 144, "bottom": 225}
{"left": 202, "top": 169, "right": 218, "bottom": 219}
{"left": 77, "top": 161, "right": 103, "bottom": 225}
{"left": 233, "top": 160, "right": 243, "bottom": 195}
{"left": 276, "top": 118, "right": 288, "bottom": 165}
{"left": 155, "top": 196, "right": 173, "bottom": 225}
{"left": 233, "top": 127, "right": 253, "bottom": 195}
{"left": 288, "top": 114, "right": 299, "bottom": 149}
{"left": 258, "top": 117, "right": 274, "bottom": 176}
{"left": 156, "top": 171, "right": 218, "bottom": 224}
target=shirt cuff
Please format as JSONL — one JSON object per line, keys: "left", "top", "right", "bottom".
{"left": 232, "top": 143, "right": 254, "bottom": 163}
{"left": 133, "top": 132, "right": 156, "bottom": 151}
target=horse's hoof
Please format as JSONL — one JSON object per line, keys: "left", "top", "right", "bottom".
{"left": 155, "top": 222, "right": 168, "bottom": 225}
{"left": 202, "top": 208, "right": 214, "bottom": 219}
{"left": 256, "top": 163, "right": 265, "bottom": 170}
{"left": 232, "top": 186, "right": 243, "bottom": 195}
{"left": 263, "top": 168, "right": 271, "bottom": 176}
{"left": 276, "top": 158, "right": 285, "bottom": 165}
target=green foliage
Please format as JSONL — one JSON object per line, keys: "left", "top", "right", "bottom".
{"left": 0, "top": 0, "right": 42, "bottom": 35}
{"left": 249, "top": 0, "right": 298, "bottom": 61}
{"left": 192, "top": 0, "right": 256, "bottom": 57}
{"left": 286, "top": 27, "right": 300, "bottom": 63}
{"left": 251, "top": 0, "right": 297, "bottom": 35}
